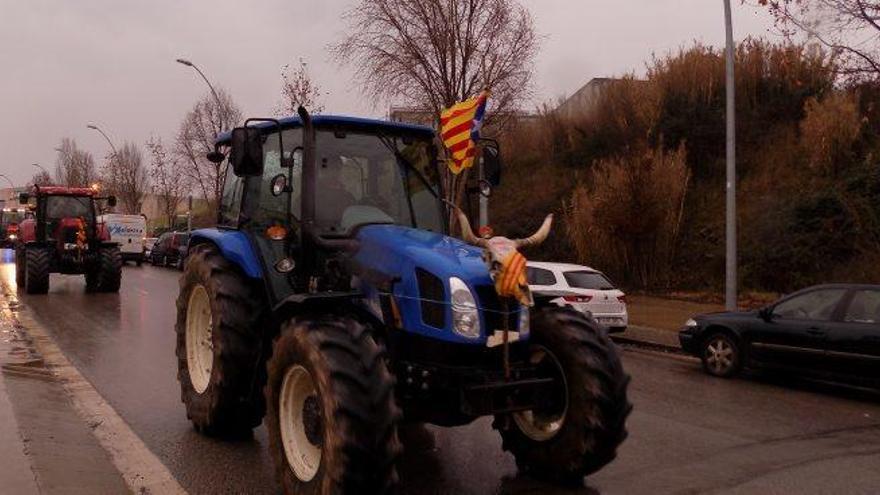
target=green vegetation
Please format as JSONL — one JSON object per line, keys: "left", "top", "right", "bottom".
{"left": 495, "top": 40, "right": 880, "bottom": 293}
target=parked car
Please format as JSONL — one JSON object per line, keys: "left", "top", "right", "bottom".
{"left": 526, "top": 261, "right": 628, "bottom": 332}
{"left": 679, "top": 284, "right": 880, "bottom": 387}
{"left": 149, "top": 231, "right": 190, "bottom": 268}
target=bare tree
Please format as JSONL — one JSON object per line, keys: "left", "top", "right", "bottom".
{"left": 29, "top": 171, "right": 52, "bottom": 186}
{"left": 147, "top": 137, "right": 189, "bottom": 229}
{"left": 333, "top": 0, "right": 539, "bottom": 212}
{"left": 275, "top": 59, "right": 326, "bottom": 116}
{"left": 102, "top": 142, "right": 150, "bottom": 214}
{"left": 55, "top": 138, "right": 98, "bottom": 187}
{"left": 334, "top": 0, "right": 537, "bottom": 117}
{"left": 758, "top": 0, "right": 880, "bottom": 80}
{"left": 174, "top": 89, "right": 242, "bottom": 213}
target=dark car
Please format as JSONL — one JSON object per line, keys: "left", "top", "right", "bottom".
{"left": 679, "top": 284, "right": 880, "bottom": 387}
{"left": 149, "top": 231, "right": 190, "bottom": 268}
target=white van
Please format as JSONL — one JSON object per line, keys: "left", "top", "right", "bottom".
{"left": 98, "top": 214, "right": 147, "bottom": 265}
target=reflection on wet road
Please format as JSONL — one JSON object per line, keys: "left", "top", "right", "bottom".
{"left": 4, "top": 255, "right": 880, "bottom": 494}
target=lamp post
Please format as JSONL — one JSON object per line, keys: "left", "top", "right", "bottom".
{"left": 0, "top": 174, "right": 14, "bottom": 190}
{"left": 723, "top": 0, "right": 737, "bottom": 311}
{"left": 87, "top": 124, "right": 119, "bottom": 159}
{"left": 32, "top": 163, "right": 50, "bottom": 175}
{"left": 176, "top": 58, "right": 225, "bottom": 124}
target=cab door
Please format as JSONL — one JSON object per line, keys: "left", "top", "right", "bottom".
{"left": 239, "top": 128, "right": 303, "bottom": 303}
{"left": 825, "top": 289, "right": 880, "bottom": 384}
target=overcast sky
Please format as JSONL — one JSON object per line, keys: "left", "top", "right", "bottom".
{"left": 0, "top": 0, "right": 775, "bottom": 186}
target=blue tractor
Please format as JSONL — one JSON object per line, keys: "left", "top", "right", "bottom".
{"left": 175, "top": 108, "right": 631, "bottom": 494}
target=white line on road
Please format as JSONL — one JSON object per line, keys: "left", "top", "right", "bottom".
{"left": 8, "top": 290, "right": 186, "bottom": 495}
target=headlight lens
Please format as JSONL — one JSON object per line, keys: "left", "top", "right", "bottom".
{"left": 450, "top": 277, "right": 480, "bottom": 339}
{"left": 684, "top": 318, "right": 698, "bottom": 328}
{"left": 518, "top": 306, "right": 530, "bottom": 336}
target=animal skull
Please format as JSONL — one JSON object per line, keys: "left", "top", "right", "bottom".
{"left": 456, "top": 209, "right": 553, "bottom": 306}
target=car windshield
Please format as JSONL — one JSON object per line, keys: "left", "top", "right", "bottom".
{"left": 564, "top": 271, "right": 616, "bottom": 290}
{"left": 45, "top": 195, "right": 93, "bottom": 221}
{"left": 314, "top": 130, "right": 444, "bottom": 236}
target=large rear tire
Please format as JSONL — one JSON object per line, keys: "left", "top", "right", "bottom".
{"left": 493, "top": 308, "right": 631, "bottom": 483}
{"left": 90, "top": 246, "right": 122, "bottom": 293}
{"left": 24, "top": 247, "right": 50, "bottom": 294}
{"left": 175, "top": 243, "right": 265, "bottom": 437}
{"left": 265, "top": 316, "right": 401, "bottom": 495}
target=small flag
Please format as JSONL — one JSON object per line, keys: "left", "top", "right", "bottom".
{"left": 440, "top": 91, "right": 489, "bottom": 174}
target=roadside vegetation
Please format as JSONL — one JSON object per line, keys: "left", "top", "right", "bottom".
{"left": 495, "top": 40, "right": 880, "bottom": 294}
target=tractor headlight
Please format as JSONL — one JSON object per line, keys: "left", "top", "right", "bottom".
{"left": 450, "top": 277, "right": 480, "bottom": 339}
{"left": 518, "top": 306, "right": 530, "bottom": 336}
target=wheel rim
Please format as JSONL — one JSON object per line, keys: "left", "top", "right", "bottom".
{"left": 705, "top": 336, "right": 735, "bottom": 374}
{"left": 279, "top": 365, "right": 323, "bottom": 482}
{"left": 185, "top": 285, "right": 213, "bottom": 394}
{"left": 513, "top": 345, "right": 569, "bottom": 442}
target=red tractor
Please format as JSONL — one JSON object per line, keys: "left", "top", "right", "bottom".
{"left": 14, "top": 186, "right": 122, "bottom": 294}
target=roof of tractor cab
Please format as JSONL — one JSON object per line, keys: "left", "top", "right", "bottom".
{"left": 215, "top": 114, "right": 435, "bottom": 145}
{"left": 33, "top": 186, "right": 96, "bottom": 197}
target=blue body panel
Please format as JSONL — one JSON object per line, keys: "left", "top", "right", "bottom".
{"left": 190, "top": 228, "right": 263, "bottom": 279}
{"left": 353, "top": 225, "right": 514, "bottom": 345}
{"left": 216, "top": 115, "right": 434, "bottom": 144}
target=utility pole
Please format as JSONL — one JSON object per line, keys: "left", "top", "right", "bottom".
{"left": 187, "top": 195, "right": 193, "bottom": 232}
{"left": 723, "top": 0, "right": 737, "bottom": 311}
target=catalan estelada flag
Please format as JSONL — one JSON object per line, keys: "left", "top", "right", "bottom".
{"left": 440, "top": 90, "right": 489, "bottom": 174}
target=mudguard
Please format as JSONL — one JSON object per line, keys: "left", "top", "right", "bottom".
{"left": 189, "top": 228, "right": 262, "bottom": 279}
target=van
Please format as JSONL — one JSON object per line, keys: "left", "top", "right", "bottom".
{"left": 98, "top": 214, "right": 147, "bottom": 265}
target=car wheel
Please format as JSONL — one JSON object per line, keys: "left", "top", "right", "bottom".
{"left": 701, "top": 332, "right": 743, "bottom": 378}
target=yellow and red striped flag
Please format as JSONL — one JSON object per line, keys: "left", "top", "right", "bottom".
{"left": 439, "top": 90, "right": 489, "bottom": 174}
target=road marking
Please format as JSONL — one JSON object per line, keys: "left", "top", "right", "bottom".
{"left": 5, "top": 287, "right": 186, "bottom": 495}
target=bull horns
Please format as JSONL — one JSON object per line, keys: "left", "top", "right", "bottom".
{"left": 456, "top": 208, "right": 488, "bottom": 247}
{"left": 515, "top": 214, "right": 553, "bottom": 248}
{"left": 456, "top": 208, "right": 553, "bottom": 248}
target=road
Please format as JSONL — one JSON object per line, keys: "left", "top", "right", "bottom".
{"left": 5, "top": 260, "right": 880, "bottom": 494}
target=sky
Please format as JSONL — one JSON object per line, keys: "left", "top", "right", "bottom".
{"left": 0, "top": 0, "right": 776, "bottom": 186}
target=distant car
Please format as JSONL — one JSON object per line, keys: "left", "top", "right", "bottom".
{"left": 149, "top": 231, "right": 190, "bottom": 268}
{"left": 526, "top": 261, "right": 628, "bottom": 332}
{"left": 144, "top": 237, "right": 158, "bottom": 256}
{"left": 679, "top": 284, "right": 880, "bottom": 387}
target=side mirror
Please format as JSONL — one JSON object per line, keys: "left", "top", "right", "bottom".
{"left": 107, "top": 196, "right": 117, "bottom": 208}
{"left": 206, "top": 150, "right": 225, "bottom": 164}
{"left": 230, "top": 127, "right": 264, "bottom": 176}
{"left": 18, "top": 193, "right": 29, "bottom": 205}
{"left": 759, "top": 307, "right": 773, "bottom": 321}
{"left": 481, "top": 142, "right": 502, "bottom": 186}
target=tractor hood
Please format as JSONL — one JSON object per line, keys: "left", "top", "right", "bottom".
{"left": 352, "top": 224, "right": 502, "bottom": 344}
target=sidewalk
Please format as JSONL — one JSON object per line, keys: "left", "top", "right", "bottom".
{"left": 0, "top": 290, "right": 129, "bottom": 494}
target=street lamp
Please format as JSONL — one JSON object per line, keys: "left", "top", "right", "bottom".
{"left": 723, "top": 0, "right": 737, "bottom": 311}
{"left": 0, "top": 174, "right": 14, "bottom": 189}
{"left": 87, "top": 124, "right": 119, "bottom": 158}
{"left": 32, "top": 163, "right": 50, "bottom": 175}
{"left": 176, "top": 58, "right": 224, "bottom": 118}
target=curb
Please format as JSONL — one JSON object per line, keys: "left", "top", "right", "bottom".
{"left": 610, "top": 334, "right": 685, "bottom": 355}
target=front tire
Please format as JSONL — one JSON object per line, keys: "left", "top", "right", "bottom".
{"left": 701, "top": 332, "right": 743, "bottom": 378}
{"left": 15, "top": 247, "right": 25, "bottom": 287}
{"left": 175, "top": 244, "right": 265, "bottom": 437}
{"left": 494, "top": 308, "right": 631, "bottom": 483}
{"left": 24, "top": 247, "right": 50, "bottom": 294}
{"left": 91, "top": 246, "right": 122, "bottom": 292}
{"left": 265, "top": 316, "right": 401, "bottom": 495}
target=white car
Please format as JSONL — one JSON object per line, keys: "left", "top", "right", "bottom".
{"left": 526, "top": 261, "right": 628, "bottom": 332}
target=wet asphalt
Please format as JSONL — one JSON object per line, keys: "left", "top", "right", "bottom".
{"left": 5, "top": 255, "right": 880, "bottom": 494}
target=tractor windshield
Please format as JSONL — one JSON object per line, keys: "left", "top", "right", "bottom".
{"left": 1, "top": 209, "right": 24, "bottom": 224}
{"left": 45, "top": 195, "right": 94, "bottom": 222}
{"left": 315, "top": 130, "right": 444, "bottom": 236}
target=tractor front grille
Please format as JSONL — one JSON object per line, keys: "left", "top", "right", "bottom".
{"left": 475, "top": 285, "right": 517, "bottom": 332}
{"left": 416, "top": 268, "right": 446, "bottom": 329}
